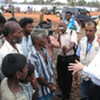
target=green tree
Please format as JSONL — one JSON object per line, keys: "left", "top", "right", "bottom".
{"left": 24, "top": 0, "right": 27, "bottom": 4}
{"left": 4, "top": 0, "right": 9, "bottom": 4}
{"left": 87, "top": 1, "right": 100, "bottom": 7}
{"left": 44, "top": 0, "right": 55, "bottom": 4}
{"left": 76, "top": 0, "right": 86, "bottom": 6}
{"left": 67, "top": 0, "right": 75, "bottom": 6}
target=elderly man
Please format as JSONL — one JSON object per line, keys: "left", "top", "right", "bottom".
{"left": 69, "top": 32, "right": 100, "bottom": 100}
{"left": 56, "top": 20, "right": 77, "bottom": 100}
{"left": 0, "top": 21, "right": 23, "bottom": 81}
{"left": 76, "top": 20, "right": 99, "bottom": 100}
{"left": 28, "top": 28, "right": 56, "bottom": 100}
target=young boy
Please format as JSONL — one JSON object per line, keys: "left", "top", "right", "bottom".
{"left": 20, "top": 62, "right": 39, "bottom": 100}
{"left": 1, "top": 53, "right": 28, "bottom": 100}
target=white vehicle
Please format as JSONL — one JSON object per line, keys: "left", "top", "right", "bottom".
{"left": 55, "top": 8, "right": 62, "bottom": 17}
{"left": 45, "top": 6, "right": 63, "bottom": 17}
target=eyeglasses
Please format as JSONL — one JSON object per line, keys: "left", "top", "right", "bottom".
{"left": 85, "top": 29, "right": 94, "bottom": 32}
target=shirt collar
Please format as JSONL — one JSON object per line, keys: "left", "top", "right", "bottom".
{"left": 4, "top": 40, "right": 19, "bottom": 53}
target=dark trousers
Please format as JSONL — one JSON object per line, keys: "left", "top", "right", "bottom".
{"left": 89, "top": 81, "right": 100, "bottom": 100}
{"left": 56, "top": 55, "right": 76, "bottom": 98}
{"left": 80, "top": 79, "right": 91, "bottom": 100}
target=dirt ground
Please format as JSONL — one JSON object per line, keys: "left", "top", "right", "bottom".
{"left": 3, "top": 12, "right": 86, "bottom": 100}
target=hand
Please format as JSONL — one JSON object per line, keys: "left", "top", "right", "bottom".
{"left": 77, "top": 32, "right": 80, "bottom": 34}
{"left": 68, "top": 60, "right": 84, "bottom": 75}
{"left": 62, "top": 45, "right": 69, "bottom": 55}
{"left": 50, "top": 84, "right": 56, "bottom": 92}
{"left": 31, "top": 78, "right": 39, "bottom": 91}
{"left": 57, "top": 27, "right": 61, "bottom": 35}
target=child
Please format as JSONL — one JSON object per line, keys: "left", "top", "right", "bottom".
{"left": 1, "top": 53, "right": 28, "bottom": 100}
{"left": 20, "top": 62, "right": 39, "bottom": 100}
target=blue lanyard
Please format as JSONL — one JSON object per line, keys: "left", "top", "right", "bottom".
{"left": 86, "top": 40, "right": 92, "bottom": 54}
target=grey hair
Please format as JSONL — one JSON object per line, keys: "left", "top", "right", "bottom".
{"left": 31, "top": 28, "right": 48, "bottom": 43}
{"left": 2, "top": 21, "right": 20, "bottom": 37}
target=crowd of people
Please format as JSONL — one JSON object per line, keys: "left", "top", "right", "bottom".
{"left": 0, "top": 10, "right": 100, "bottom": 100}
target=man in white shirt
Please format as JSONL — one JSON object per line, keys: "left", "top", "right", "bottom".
{"left": 57, "top": 20, "right": 77, "bottom": 100}
{"left": 0, "top": 21, "right": 23, "bottom": 81}
{"left": 68, "top": 32, "right": 100, "bottom": 100}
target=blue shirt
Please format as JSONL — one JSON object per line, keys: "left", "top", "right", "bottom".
{"left": 76, "top": 39, "right": 92, "bottom": 56}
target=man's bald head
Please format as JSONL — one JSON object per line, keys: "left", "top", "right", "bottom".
{"left": 85, "top": 20, "right": 97, "bottom": 29}
{"left": 2, "top": 21, "right": 21, "bottom": 37}
{"left": 58, "top": 20, "right": 66, "bottom": 26}
{"left": 58, "top": 20, "right": 67, "bottom": 33}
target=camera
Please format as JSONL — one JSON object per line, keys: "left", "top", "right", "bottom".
{"left": 36, "top": 19, "right": 53, "bottom": 36}
{"left": 48, "top": 30, "right": 53, "bottom": 36}
{"left": 36, "top": 18, "right": 52, "bottom": 29}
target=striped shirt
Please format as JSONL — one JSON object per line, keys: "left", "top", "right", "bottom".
{"left": 28, "top": 46, "right": 54, "bottom": 97}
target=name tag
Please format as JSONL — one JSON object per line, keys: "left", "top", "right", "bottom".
{"left": 81, "top": 59, "right": 88, "bottom": 65}
{"left": 95, "top": 47, "right": 99, "bottom": 51}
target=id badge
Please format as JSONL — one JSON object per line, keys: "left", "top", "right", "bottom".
{"left": 81, "top": 59, "right": 88, "bottom": 65}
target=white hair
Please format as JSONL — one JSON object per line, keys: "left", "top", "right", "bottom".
{"left": 31, "top": 28, "right": 48, "bottom": 43}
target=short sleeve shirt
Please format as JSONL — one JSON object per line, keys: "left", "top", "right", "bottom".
{"left": 59, "top": 29, "right": 77, "bottom": 55}
{"left": 1, "top": 78, "right": 28, "bottom": 100}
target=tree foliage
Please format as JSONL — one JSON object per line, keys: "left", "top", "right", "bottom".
{"left": 76, "top": 0, "right": 86, "bottom": 6}
{"left": 3, "top": 0, "right": 100, "bottom": 7}
{"left": 87, "top": 1, "right": 100, "bottom": 7}
{"left": 76, "top": 0, "right": 100, "bottom": 7}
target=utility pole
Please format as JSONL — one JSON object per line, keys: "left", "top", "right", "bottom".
{"left": 10, "top": 0, "right": 14, "bottom": 17}
{"left": 74, "top": 0, "right": 76, "bottom": 6}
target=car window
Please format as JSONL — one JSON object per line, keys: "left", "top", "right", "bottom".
{"left": 62, "top": 7, "right": 90, "bottom": 20}
{"left": 78, "top": 9, "right": 87, "bottom": 15}
{"left": 62, "top": 7, "right": 77, "bottom": 15}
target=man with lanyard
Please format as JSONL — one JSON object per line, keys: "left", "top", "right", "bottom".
{"left": 69, "top": 28, "right": 100, "bottom": 100}
{"left": 76, "top": 20, "right": 99, "bottom": 100}
{"left": 64, "top": 11, "right": 81, "bottom": 34}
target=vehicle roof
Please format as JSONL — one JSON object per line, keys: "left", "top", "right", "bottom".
{"left": 62, "top": 7, "right": 88, "bottom": 15}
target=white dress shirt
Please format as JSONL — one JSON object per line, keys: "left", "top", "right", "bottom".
{"left": 83, "top": 48, "right": 100, "bottom": 86}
